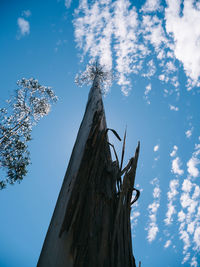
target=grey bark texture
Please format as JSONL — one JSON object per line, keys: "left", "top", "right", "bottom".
{"left": 38, "top": 76, "right": 140, "bottom": 267}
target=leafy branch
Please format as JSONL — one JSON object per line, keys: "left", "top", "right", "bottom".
{"left": 0, "top": 78, "right": 58, "bottom": 189}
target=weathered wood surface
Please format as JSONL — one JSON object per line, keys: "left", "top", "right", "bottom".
{"left": 38, "top": 75, "right": 140, "bottom": 267}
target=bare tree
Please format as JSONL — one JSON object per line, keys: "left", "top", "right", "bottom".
{"left": 38, "top": 62, "right": 140, "bottom": 267}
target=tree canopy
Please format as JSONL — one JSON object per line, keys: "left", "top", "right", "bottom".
{"left": 0, "top": 78, "right": 57, "bottom": 189}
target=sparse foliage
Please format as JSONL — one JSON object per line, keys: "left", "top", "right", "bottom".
{"left": 75, "top": 60, "right": 113, "bottom": 93}
{"left": 0, "top": 78, "right": 57, "bottom": 189}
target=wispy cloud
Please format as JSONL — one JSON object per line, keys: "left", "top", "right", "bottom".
{"left": 113, "top": 0, "right": 138, "bottom": 95}
{"left": 194, "top": 225, "right": 200, "bottom": 250}
{"left": 74, "top": 0, "right": 200, "bottom": 96}
{"left": 164, "top": 239, "right": 171, "bottom": 248}
{"left": 144, "top": 83, "right": 152, "bottom": 104}
{"left": 146, "top": 178, "right": 161, "bottom": 242}
{"left": 65, "top": 0, "right": 72, "bottom": 8}
{"left": 73, "top": 0, "right": 200, "bottom": 95}
{"left": 165, "top": 140, "right": 200, "bottom": 264}
{"left": 131, "top": 201, "right": 140, "bottom": 233}
{"left": 170, "top": 145, "right": 178, "bottom": 157}
{"left": 142, "top": 60, "right": 156, "bottom": 78}
{"left": 169, "top": 104, "right": 179, "bottom": 111}
{"left": 153, "top": 144, "right": 159, "bottom": 152}
{"left": 164, "top": 179, "right": 179, "bottom": 225}
{"left": 186, "top": 128, "right": 193, "bottom": 139}
{"left": 22, "top": 10, "right": 31, "bottom": 18}
{"left": 74, "top": 0, "right": 114, "bottom": 92}
{"left": 141, "top": 0, "right": 161, "bottom": 13}
{"left": 17, "top": 17, "right": 30, "bottom": 38}
{"left": 179, "top": 189, "right": 199, "bottom": 264}
{"left": 191, "top": 256, "right": 198, "bottom": 267}
{"left": 177, "top": 141, "right": 200, "bottom": 264}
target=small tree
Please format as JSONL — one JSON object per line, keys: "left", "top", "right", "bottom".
{"left": 0, "top": 78, "right": 58, "bottom": 189}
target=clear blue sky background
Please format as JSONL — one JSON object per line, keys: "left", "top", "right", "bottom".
{"left": 0, "top": 0, "right": 200, "bottom": 266}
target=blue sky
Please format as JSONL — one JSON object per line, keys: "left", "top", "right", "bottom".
{"left": 0, "top": 0, "right": 200, "bottom": 266}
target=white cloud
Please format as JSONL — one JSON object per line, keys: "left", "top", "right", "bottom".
{"left": 74, "top": 0, "right": 139, "bottom": 94}
{"left": 164, "top": 204, "right": 176, "bottom": 225}
{"left": 130, "top": 197, "right": 140, "bottom": 230}
{"left": 153, "top": 186, "right": 161, "bottom": 198}
{"left": 164, "top": 179, "right": 179, "bottom": 225}
{"left": 171, "top": 157, "right": 184, "bottom": 175}
{"left": 193, "top": 227, "right": 200, "bottom": 250}
{"left": 185, "top": 129, "right": 193, "bottom": 138}
{"left": 131, "top": 209, "right": 140, "bottom": 228}
{"left": 186, "top": 141, "right": 200, "bottom": 178}
{"left": 180, "top": 193, "right": 192, "bottom": 209}
{"left": 141, "top": 0, "right": 161, "bottom": 13}
{"left": 142, "top": 60, "right": 156, "bottom": 78}
{"left": 145, "top": 83, "right": 152, "bottom": 95}
{"left": 191, "top": 256, "right": 198, "bottom": 267}
{"left": 147, "top": 224, "right": 159, "bottom": 242}
{"left": 17, "top": 18, "right": 30, "bottom": 37}
{"left": 113, "top": 0, "right": 138, "bottom": 94}
{"left": 153, "top": 144, "right": 159, "bottom": 152}
{"left": 170, "top": 145, "right": 178, "bottom": 157}
{"left": 142, "top": 14, "right": 168, "bottom": 52}
{"left": 192, "top": 185, "right": 200, "bottom": 199}
{"left": 180, "top": 230, "right": 190, "bottom": 254}
{"left": 158, "top": 74, "right": 165, "bottom": 81}
{"left": 195, "top": 143, "right": 200, "bottom": 153}
{"left": 182, "top": 179, "right": 192, "bottom": 193}
{"left": 187, "top": 200, "right": 198, "bottom": 214}
{"left": 182, "top": 253, "right": 190, "bottom": 264}
{"left": 176, "top": 142, "right": 200, "bottom": 264}
{"left": 65, "top": 0, "right": 72, "bottom": 8}
{"left": 187, "top": 221, "right": 195, "bottom": 235}
{"left": 187, "top": 157, "right": 200, "bottom": 178}
{"left": 74, "top": 0, "right": 200, "bottom": 95}
{"left": 146, "top": 178, "right": 160, "bottom": 242}
{"left": 131, "top": 210, "right": 140, "bottom": 222}
{"left": 164, "top": 239, "right": 171, "bottom": 248}
{"left": 144, "top": 83, "right": 152, "bottom": 104}
{"left": 178, "top": 210, "right": 186, "bottom": 222}
{"left": 169, "top": 104, "right": 179, "bottom": 111}
{"left": 166, "top": 61, "right": 177, "bottom": 73}
{"left": 168, "top": 179, "right": 179, "bottom": 200}
{"left": 178, "top": 176, "right": 200, "bottom": 264}
{"left": 22, "top": 10, "right": 31, "bottom": 17}
{"left": 149, "top": 201, "right": 160, "bottom": 214}
{"left": 165, "top": 0, "right": 200, "bottom": 87}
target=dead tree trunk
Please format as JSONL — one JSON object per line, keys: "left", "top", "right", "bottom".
{"left": 38, "top": 74, "right": 140, "bottom": 267}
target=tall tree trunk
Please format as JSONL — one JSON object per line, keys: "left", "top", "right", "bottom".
{"left": 38, "top": 76, "right": 140, "bottom": 267}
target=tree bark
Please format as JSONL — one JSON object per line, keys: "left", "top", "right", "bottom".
{"left": 38, "top": 76, "right": 140, "bottom": 267}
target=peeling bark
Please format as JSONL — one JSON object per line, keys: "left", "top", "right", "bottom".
{"left": 59, "top": 97, "right": 140, "bottom": 267}
{"left": 38, "top": 75, "right": 140, "bottom": 267}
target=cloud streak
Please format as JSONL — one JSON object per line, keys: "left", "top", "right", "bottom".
{"left": 74, "top": 0, "right": 200, "bottom": 96}
{"left": 164, "top": 179, "right": 179, "bottom": 225}
{"left": 167, "top": 141, "right": 200, "bottom": 265}
{"left": 146, "top": 178, "right": 161, "bottom": 242}
{"left": 74, "top": 0, "right": 200, "bottom": 94}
